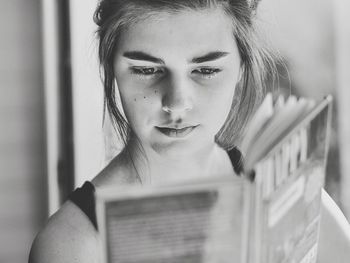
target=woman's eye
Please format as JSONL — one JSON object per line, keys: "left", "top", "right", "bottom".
{"left": 192, "top": 68, "right": 222, "bottom": 78}
{"left": 130, "top": 67, "right": 163, "bottom": 78}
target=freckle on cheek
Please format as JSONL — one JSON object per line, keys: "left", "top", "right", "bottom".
{"left": 144, "top": 96, "right": 146, "bottom": 99}
{"left": 134, "top": 98, "right": 136, "bottom": 102}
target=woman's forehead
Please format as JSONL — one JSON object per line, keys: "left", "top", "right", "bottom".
{"left": 115, "top": 8, "right": 238, "bottom": 61}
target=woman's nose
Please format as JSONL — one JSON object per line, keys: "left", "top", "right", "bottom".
{"left": 161, "top": 76, "right": 194, "bottom": 115}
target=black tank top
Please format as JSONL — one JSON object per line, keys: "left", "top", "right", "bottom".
{"left": 69, "top": 147, "right": 243, "bottom": 230}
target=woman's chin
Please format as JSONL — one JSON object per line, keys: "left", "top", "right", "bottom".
{"left": 151, "top": 140, "right": 198, "bottom": 158}
{"left": 149, "top": 136, "right": 213, "bottom": 159}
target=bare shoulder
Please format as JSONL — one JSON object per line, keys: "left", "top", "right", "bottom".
{"left": 29, "top": 200, "right": 100, "bottom": 263}
{"left": 29, "top": 154, "right": 138, "bottom": 263}
{"left": 317, "top": 189, "right": 350, "bottom": 263}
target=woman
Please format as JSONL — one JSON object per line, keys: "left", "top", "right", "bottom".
{"left": 29, "top": 0, "right": 350, "bottom": 262}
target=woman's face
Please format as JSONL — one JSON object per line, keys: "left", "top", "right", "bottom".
{"left": 114, "top": 8, "right": 241, "bottom": 157}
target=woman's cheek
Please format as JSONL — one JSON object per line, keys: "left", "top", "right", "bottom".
{"left": 122, "top": 87, "right": 160, "bottom": 122}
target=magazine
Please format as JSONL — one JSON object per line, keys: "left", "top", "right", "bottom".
{"left": 95, "top": 94, "right": 333, "bottom": 263}
{"left": 241, "top": 94, "right": 332, "bottom": 263}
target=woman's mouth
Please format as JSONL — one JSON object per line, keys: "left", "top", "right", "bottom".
{"left": 155, "top": 125, "right": 198, "bottom": 138}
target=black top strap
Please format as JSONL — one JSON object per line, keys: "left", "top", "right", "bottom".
{"left": 68, "top": 181, "right": 97, "bottom": 229}
{"left": 227, "top": 146, "right": 244, "bottom": 175}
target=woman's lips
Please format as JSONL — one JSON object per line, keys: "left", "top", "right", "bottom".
{"left": 155, "top": 125, "right": 198, "bottom": 138}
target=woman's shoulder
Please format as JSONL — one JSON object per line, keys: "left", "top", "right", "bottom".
{"left": 29, "top": 154, "right": 138, "bottom": 262}
{"left": 29, "top": 199, "right": 100, "bottom": 263}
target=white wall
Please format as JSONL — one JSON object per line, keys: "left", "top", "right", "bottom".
{"left": 335, "top": 0, "right": 350, "bottom": 219}
{"left": 69, "top": 0, "right": 105, "bottom": 187}
{"left": 0, "top": 0, "right": 46, "bottom": 262}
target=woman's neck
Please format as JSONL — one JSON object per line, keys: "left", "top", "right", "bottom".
{"left": 123, "top": 141, "right": 233, "bottom": 185}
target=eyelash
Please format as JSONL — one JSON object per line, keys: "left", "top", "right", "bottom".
{"left": 130, "top": 67, "right": 222, "bottom": 79}
{"left": 130, "top": 67, "right": 164, "bottom": 79}
{"left": 192, "top": 68, "right": 222, "bottom": 79}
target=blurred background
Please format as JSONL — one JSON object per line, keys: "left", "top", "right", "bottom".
{"left": 0, "top": 0, "right": 349, "bottom": 262}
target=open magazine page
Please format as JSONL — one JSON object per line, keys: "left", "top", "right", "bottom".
{"left": 244, "top": 96, "right": 315, "bottom": 171}
{"left": 96, "top": 177, "right": 245, "bottom": 263}
{"left": 240, "top": 93, "right": 274, "bottom": 156}
{"left": 245, "top": 96, "right": 332, "bottom": 263}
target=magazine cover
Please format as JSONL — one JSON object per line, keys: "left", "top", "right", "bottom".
{"left": 242, "top": 96, "right": 332, "bottom": 263}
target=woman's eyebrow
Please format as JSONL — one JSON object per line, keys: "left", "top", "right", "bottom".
{"left": 122, "top": 51, "right": 230, "bottom": 64}
{"left": 191, "top": 51, "right": 230, "bottom": 63}
{"left": 123, "top": 51, "right": 164, "bottom": 64}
